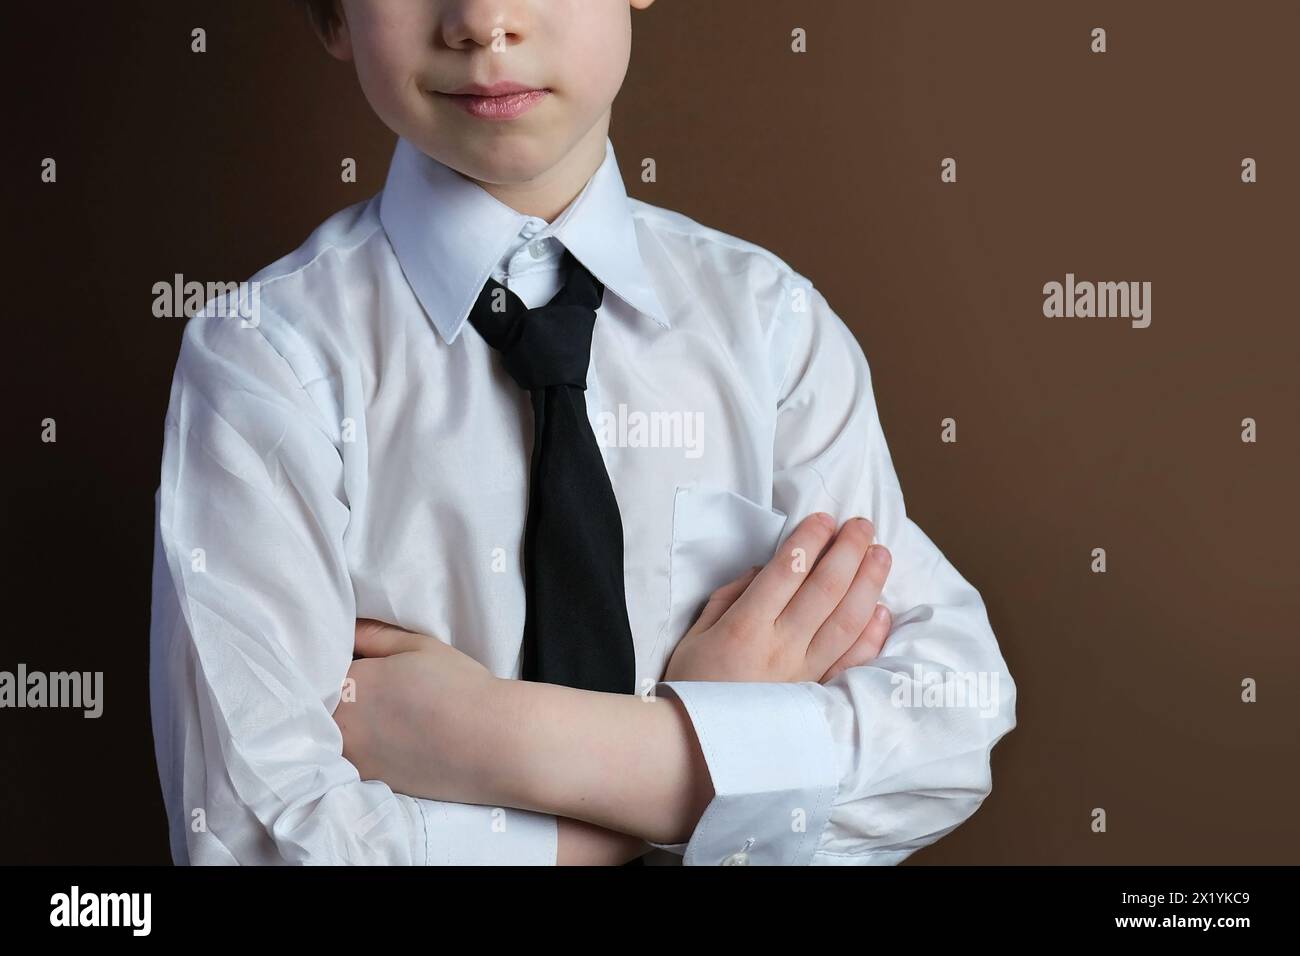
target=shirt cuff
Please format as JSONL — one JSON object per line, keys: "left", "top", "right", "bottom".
{"left": 650, "top": 680, "right": 839, "bottom": 865}
{"left": 414, "top": 798, "right": 557, "bottom": 865}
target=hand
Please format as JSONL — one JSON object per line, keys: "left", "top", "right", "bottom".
{"left": 664, "top": 513, "right": 893, "bottom": 685}
{"left": 333, "top": 619, "right": 504, "bottom": 804}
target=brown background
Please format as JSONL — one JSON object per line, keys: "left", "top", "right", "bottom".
{"left": 4, "top": 0, "right": 1296, "bottom": 864}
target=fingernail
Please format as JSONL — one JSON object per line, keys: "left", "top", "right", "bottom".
{"left": 869, "top": 544, "right": 891, "bottom": 566}
{"left": 874, "top": 604, "right": 889, "bottom": 622}
{"left": 814, "top": 512, "right": 835, "bottom": 529}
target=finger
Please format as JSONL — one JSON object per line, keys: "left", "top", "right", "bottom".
{"left": 776, "top": 517, "right": 878, "bottom": 647}
{"left": 354, "top": 618, "right": 426, "bottom": 658}
{"left": 804, "top": 537, "right": 892, "bottom": 676}
{"left": 820, "top": 604, "right": 892, "bottom": 684}
{"left": 732, "top": 513, "right": 837, "bottom": 624}
{"left": 694, "top": 565, "right": 762, "bottom": 633}
{"left": 713, "top": 564, "right": 763, "bottom": 607}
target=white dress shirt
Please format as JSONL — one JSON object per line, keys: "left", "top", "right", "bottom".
{"left": 149, "top": 134, "right": 1016, "bottom": 866}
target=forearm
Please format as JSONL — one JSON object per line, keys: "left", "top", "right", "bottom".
{"left": 557, "top": 817, "right": 651, "bottom": 865}
{"left": 479, "top": 678, "right": 715, "bottom": 845}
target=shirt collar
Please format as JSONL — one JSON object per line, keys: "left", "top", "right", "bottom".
{"left": 379, "top": 135, "right": 671, "bottom": 346}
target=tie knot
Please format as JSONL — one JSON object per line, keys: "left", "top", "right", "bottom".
{"left": 468, "top": 249, "right": 605, "bottom": 392}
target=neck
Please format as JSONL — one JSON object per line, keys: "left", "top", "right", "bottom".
{"left": 469, "top": 119, "right": 610, "bottom": 221}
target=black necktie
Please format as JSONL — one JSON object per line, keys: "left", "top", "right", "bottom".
{"left": 467, "top": 248, "right": 638, "bottom": 696}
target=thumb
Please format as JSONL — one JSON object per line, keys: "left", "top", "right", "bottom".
{"left": 693, "top": 565, "right": 762, "bottom": 633}
{"left": 354, "top": 618, "right": 426, "bottom": 658}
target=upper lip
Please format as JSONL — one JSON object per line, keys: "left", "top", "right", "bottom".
{"left": 442, "top": 81, "right": 546, "bottom": 97}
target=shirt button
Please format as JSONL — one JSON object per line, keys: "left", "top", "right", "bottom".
{"left": 721, "top": 851, "right": 750, "bottom": 866}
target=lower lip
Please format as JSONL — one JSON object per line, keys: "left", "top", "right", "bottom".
{"left": 446, "top": 89, "right": 549, "bottom": 120}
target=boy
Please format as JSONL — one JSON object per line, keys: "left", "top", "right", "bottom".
{"left": 149, "top": 0, "right": 1015, "bottom": 866}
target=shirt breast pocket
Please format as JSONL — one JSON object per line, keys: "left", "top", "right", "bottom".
{"left": 648, "top": 481, "right": 789, "bottom": 678}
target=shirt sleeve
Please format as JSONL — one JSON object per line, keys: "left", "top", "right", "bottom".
{"left": 648, "top": 272, "right": 1017, "bottom": 865}
{"left": 149, "top": 307, "right": 557, "bottom": 865}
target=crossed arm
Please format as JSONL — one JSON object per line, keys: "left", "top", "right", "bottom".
{"left": 334, "top": 511, "right": 895, "bottom": 864}
{"left": 155, "top": 275, "right": 1015, "bottom": 865}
